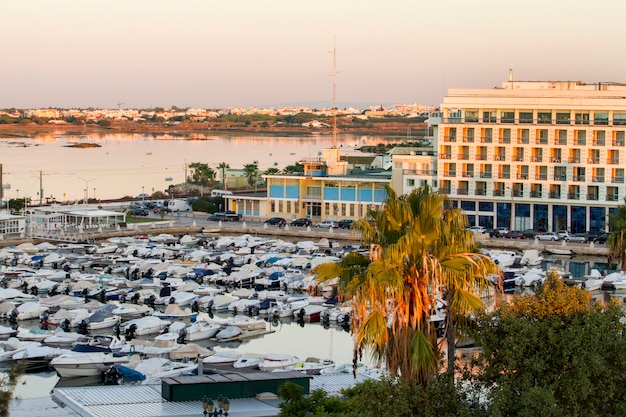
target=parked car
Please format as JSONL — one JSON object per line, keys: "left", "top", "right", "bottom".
{"left": 338, "top": 219, "right": 354, "bottom": 229}
{"left": 207, "top": 213, "right": 228, "bottom": 221}
{"left": 587, "top": 231, "right": 608, "bottom": 244}
{"left": 290, "top": 218, "right": 312, "bottom": 227}
{"left": 264, "top": 217, "right": 286, "bottom": 227}
{"left": 130, "top": 208, "right": 148, "bottom": 216}
{"left": 316, "top": 220, "right": 339, "bottom": 229}
{"left": 536, "top": 231, "right": 560, "bottom": 241}
{"left": 467, "top": 226, "right": 486, "bottom": 234}
{"left": 557, "top": 230, "right": 570, "bottom": 240}
{"left": 490, "top": 227, "right": 509, "bottom": 237}
{"left": 153, "top": 203, "right": 172, "bottom": 214}
{"left": 566, "top": 233, "right": 587, "bottom": 243}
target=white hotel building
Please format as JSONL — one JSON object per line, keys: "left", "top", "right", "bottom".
{"left": 399, "top": 77, "right": 626, "bottom": 234}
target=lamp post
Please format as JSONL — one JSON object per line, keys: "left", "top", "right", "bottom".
{"left": 201, "top": 395, "right": 230, "bottom": 416}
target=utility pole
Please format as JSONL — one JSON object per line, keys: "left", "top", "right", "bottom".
{"left": 39, "top": 170, "right": 43, "bottom": 206}
{"left": 330, "top": 36, "right": 338, "bottom": 149}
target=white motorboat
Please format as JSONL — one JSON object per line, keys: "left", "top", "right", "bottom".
{"left": 180, "top": 321, "right": 221, "bottom": 342}
{"left": 153, "top": 303, "right": 198, "bottom": 322}
{"left": 232, "top": 352, "right": 264, "bottom": 369}
{"left": 202, "top": 350, "right": 242, "bottom": 365}
{"left": 15, "top": 301, "right": 49, "bottom": 321}
{"left": 288, "top": 357, "right": 336, "bottom": 375}
{"left": 121, "top": 316, "right": 171, "bottom": 337}
{"left": 581, "top": 269, "right": 604, "bottom": 291}
{"left": 111, "top": 303, "right": 153, "bottom": 320}
{"left": 226, "top": 315, "right": 267, "bottom": 331}
{"left": 50, "top": 351, "right": 130, "bottom": 378}
{"left": 214, "top": 325, "right": 243, "bottom": 340}
{"left": 116, "top": 356, "right": 197, "bottom": 385}
{"left": 258, "top": 353, "right": 301, "bottom": 372}
{"left": 42, "top": 329, "right": 84, "bottom": 347}
{"left": 12, "top": 344, "right": 69, "bottom": 373}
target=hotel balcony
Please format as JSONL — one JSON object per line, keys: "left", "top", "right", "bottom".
{"left": 517, "top": 138, "right": 529, "bottom": 145}
{"left": 440, "top": 153, "right": 451, "bottom": 160}
{"left": 480, "top": 137, "right": 492, "bottom": 143}
{"left": 554, "top": 139, "right": 567, "bottom": 145}
{"left": 606, "top": 194, "right": 620, "bottom": 201}
{"left": 516, "top": 174, "right": 528, "bottom": 180}
{"left": 592, "top": 176, "right": 605, "bottom": 183}
{"left": 573, "top": 175, "right": 586, "bottom": 182}
{"left": 607, "top": 158, "right": 620, "bottom": 164}
{"left": 549, "top": 192, "right": 561, "bottom": 199}
{"left": 536, "top": 174, "right": 548, "bottom": 180}
{"left": 302, "top": 194, "right": 323, "bottom": 201}
{"left": 462, "top": 137, "right": 474, "bottom": 143}
{"left": 443, "top": 171, "right": 456, "bottom": 177}
{"left": 444, "top": 136, "right": 456, "bottom": 142}
{"left": 531, "top": 156, "right": 542, "bottom": 162}
{"left": 613, "top": 139, "right": 625, "bottom": 146}
{"left": 512, "top": 190, "right": 523, "bottom": 197}
{"left": 592, "top": 140, "right": 605, "bottom": 146}
{"left": 493, "top": 190, "right": 505, "bottom": 197}
{"left": 530, "top": 191, "right": 542, "bottom": 198}
{"left": 612, "top": 176, "right": 625, "bottom": 183}
{"left": 458, "top": 153, "right": 470, "bottom": 160}
{"left": 498, "top": 173, "right": 510, "bottom": 179}
{"left": 586, "top": 194, "right": 599, "bottom": 201}
{"left": 553, "top": 175, "right": 567, "bottom": 181}
{"left": 439, "top": 187, "right": 451, "bottom": 194}
{"left": 499, "top": 138, "right": 511, "bottom": 144}
{"left": 479, "top": 172, "right": 492, "bottom": 179}
{"left": 494, "top": 155, "right": 506, "bottom": 161}
{"left": 457, "top": 189, "right": 469, "bottom": 195}
{"left": 403, "top": 169, "right": 437, "bottom": 176}
{"left": 549, "top": 157, "right": 562, "bottom": 163}
{"left": 476, "top": 154, "right": 488, "bottom": 161}
{"left": 512, "top": 156, "right": 524, "bottom": 162}
{"left": 568, "top": 158, "right": 580, "bottom": 163}
{"left": 567, "top": 193, "right": 580, "bottom": 200}
{"left": 461, "top": 171, "right": 474, "bottom": 178}
{"left": 475, "top": 189, "right": 487, "bottom": 196}
{"left": 536, "top": 138, "right": 549, "bottom": 145}
{"left": 587, "top": 158, "right": 600, "bottom": 164}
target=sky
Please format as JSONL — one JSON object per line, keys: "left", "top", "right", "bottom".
{"left": 2, "top": 0, "right": 625, "bottom": 110}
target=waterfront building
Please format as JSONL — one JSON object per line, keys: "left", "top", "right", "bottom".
{"left": 0, "top": 212, "right": 26, "bottom": 239}
{"left": 229, "top": 148, "right": 390, "bottom": 222}
{"left": 423, "top": 76, "right": 626, "bottom": 233}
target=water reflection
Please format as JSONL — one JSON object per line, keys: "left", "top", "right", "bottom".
{"left": 2, "top": 132, "right": 399, "bottom": 201}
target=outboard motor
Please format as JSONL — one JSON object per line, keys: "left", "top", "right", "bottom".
{"left": 177, "top": 328, "right": 187, "bottom": 345}
{"left": 49, "top": 284, "right": 59, "bottom": 297}
{"left": 321, "top": 310, "right": 330, "bottom": 326}
{"left": 63, "top": 264, "right": 70, "bottom": 272}
{"left": 191, "top": 301, "right": 199, "bottom": 313}
{"left": 61, "top": 319, "right": 71, "bottom": 333}
{"left": 125, "top": 323, "right": 138, "bottom": 341}
{"left": 103, "top": 365, "right": 122, "bottom": 385}
{"left": 78, "top": 319, "right": 89, "bottom": 335}
{"left": 63, "top": 285, "right": 71, "bottom": 295}
{"left": 168, "top": 296, "right": 176, "bottom": 305}
{"left": 146, "top": 295, "right": 156, "bottom": 309}
{"left": 8, "top": 308, "right": 18, "bottom": 329}
{"left": 30, "top": 286, "right": 39, "bottom": 296}
{"left": 159, "top": 285, "right": 172, "bottom": 298}
{"left": 119, "top": 292, "right": 127, "bottom": 304}
{"left": 99, "top": 290, "right": 106, "bottom": 303}
{"left": 114, "top": 322, "right": 121, "bottom": 340}
{"left": 131, "top": 293, "right": 140, "bottom": 304}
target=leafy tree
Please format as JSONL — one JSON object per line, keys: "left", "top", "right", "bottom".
{"left": 217, "top": 162, "right": 230, "bottom": 190}
{"left": 314, "top": 185, "right": 497, "bottom": 386}
{"left": 263, "top": 167, "right": 280, "bottom": 175}
{"left": 283, "top": 162, "right": 304, "bottom": 174}
{"left": 608, "top": 197, "right": 626, "bottom": 269}
{"left": 0, "top": 363, "right": 25, "bottom": 417}
{"left": 468, "top": 272, "right": 626, "bottom": 417}
{"left": 243, "top": 163, "right": 259, "bottom": 188}
{"left": 98, "top": 119, "right": 111, "bottom": 127}
{"left": 188, "top": 162, "right": 216, "bottom": 187}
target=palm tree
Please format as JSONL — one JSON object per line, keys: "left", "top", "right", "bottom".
{"left": 314, "top": 185, "right": 498, "bottom": 386}
{"left": 608, "top": 198, "right": 626, "bottom": 269}
{"left": 243, "top": 163, "right": 260, "bottom": 189}
{"left": 217, "top": 162, "right": 230, "bottom": 191}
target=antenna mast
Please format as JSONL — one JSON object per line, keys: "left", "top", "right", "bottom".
{"left": 331, "top": 36, "right": 338, "bottom": 148}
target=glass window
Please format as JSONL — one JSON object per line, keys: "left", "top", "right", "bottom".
{"left": 465, "top": 109, "right": 478, "bottom": 123}
{"left": 519, "top": 111, "right": 533, "bottom": 124}
{"left": 460, "top": 201, "right": 476, "bottom": 211}
{"left": 594, "top": 112, "right": 609, "bottom": 125}
{"left": 614, "top": 112, "right": 626, "bottom": 126}
{"left": 538, "top": 111, "right": 552, "bottom": 124}
{"left": 479, "top": 201, "right": 494, "bottom": 212}
{"left": 575, "top": 112, "right": 590, "bottom": 125}
{"left": 501, "top": 111, "right": 515, "bottom": 123}
{"left": 556, "top": 112, "right": 571, "bottom": 125}
{"left": 483, "top": 110, "right": 496, "bottom": 123}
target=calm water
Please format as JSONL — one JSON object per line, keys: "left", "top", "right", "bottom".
{"left": 1, "top": 131, "right": 400, "bottom": 202}
{"left": 9, "top": 312, "right": 358, "bottom": 399}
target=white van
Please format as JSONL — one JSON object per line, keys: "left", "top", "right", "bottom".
{"left": 211, "top": 190, "right": 233, "bottom": 198}
{"left": 167, "top": 199, "right": 192, "bottom": 212}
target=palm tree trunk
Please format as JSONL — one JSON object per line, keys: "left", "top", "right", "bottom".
{"left": 445, "top": 290, "right": 455, "bottom": 379}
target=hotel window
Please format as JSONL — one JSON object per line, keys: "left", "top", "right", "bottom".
{"left": 530, "top": 184, "right": 542, "bottom": 198}
{"left": 587, "top": 186, "right": 599, "bottom": 201}
{"left": 550, "top": 148, "right": 562, "bottom": 163}
{"left": 568, "top": 149, "right": 581, "bottom": 163}
{"left": 614, "top": 131, "right": 625, "bottom": 146}
{"left": 481, "top": 128, "right": 493, "bottom": 143}
{"left": 446, "top": 127, "right": 457, "bottom": 142}
{"left": 594, "top": 112, "right": 608, "bottom": 125}
{"left": 554, "top": 166, "right": 567, "bottom": 181}
{"left": 465, "top": 109, "right": 478, "bottom": 123}
{"left": 483, "top": 110, "right": 497, "bottom": 123}
{"left": 588, "top": 149, "right": 600, "bottom": 164}
{"left": 607, "top": 186, "right": 619, "bottom": 201}
{"left": 573, "top": 167, "right": 586, "bottom": 182}
{"left": 479, "top": 164, "right": 492, "bottom": 178}
{"left": 519, "top": 111, "right": 533, "bottom": 124}
{"left": 592, "top": 167, "right": 605, "bottom": 183}
{"left": 574, "top": 130, "right": 586, "bottom": 145}
{"left": 535, "top": 165, "right": 548, "bottom": 180}
{"left": 494, "top": 147, "right": 506, "bottom": 161}
{"left": 458, "top": 145, "right": 470, "bottom": 160}
{"left": 537, "top": 111, "right": 552, "bottom": 124}
{"left": 614, "top": 112, "right": 626, "bottom": 126}
{"left": 501, "top": 111, "right": 515, "bottom": 124}
{"left": 613, "top": 168, "right": 624, "bottom": 183}
{"left": 549, "top": 184, "right": 561, "bottom": 199}
{"left": 407, "top": 179, "right": 415, "bottom": 187}
{"left": 608, "top": 149, "right": 620, "bottom": 164}
{"left": 555, "top": 130, "right": 567, "bottom": 145}
{"left": 575, "top": 112, "right": 590, "bottom": 125}
{"left": 536, "top": 129, "right": 548, "bottom": 144}
{"left": 518, "top": 129, "right": 529, "bottom": 144}
{"left": 593, "top": 131, "right": 605, "bottom": 146}
{"left": 463, "top": 128, "right": 474, "bottom": 143}
{"left": 476, "top": 146, "right": 488, "bottom": 160}
{"left": 513, "top": 148, "right": 524, "bottom": 162}
{"left": 556, "top": 111, "right": 571, "bottom": 125}
{"left": 531, "top": 148, "right": 543, "bottom": 162}
{"left": 500, "top": 128, "right": 511, "bottom": 144}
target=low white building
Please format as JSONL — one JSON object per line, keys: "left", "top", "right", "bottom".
{"left": 0, "top": 212, "right": 26, "bottom": 239}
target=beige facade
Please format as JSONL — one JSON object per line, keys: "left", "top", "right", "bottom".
{"left": 426, "top": 79, "right": 626, "bottom": 233}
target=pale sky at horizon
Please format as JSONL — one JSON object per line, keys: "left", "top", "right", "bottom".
{"left": 3, "top": 0, "right": 624, "bottom": 110}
